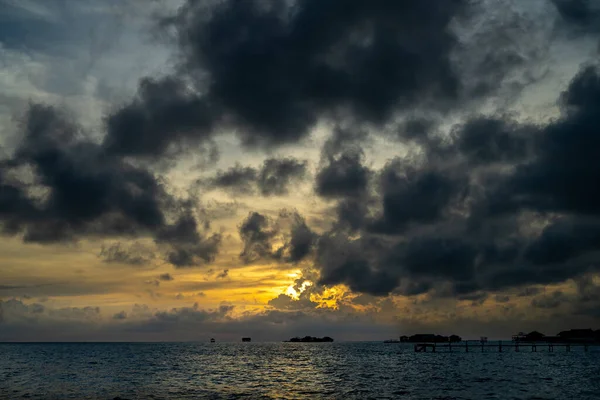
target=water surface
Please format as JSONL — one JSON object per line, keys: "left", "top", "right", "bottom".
{"left": 1, "top": 342, "right": 598, "bottom": 399}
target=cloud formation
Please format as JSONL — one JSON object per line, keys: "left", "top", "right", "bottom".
{"left": 2, "top": 0, "right": 600, "bottom": 338}
{"left": 308, "top": 64, "right": 600, "bottom": 299}
{"left": 205, "top": 158, "right": 307, "bottom": 196}
{"left": 0, "top": 105, "right": 221, "bottom": 267}
{"left": 103, "top": 0, "right": 527, "bottom": 159}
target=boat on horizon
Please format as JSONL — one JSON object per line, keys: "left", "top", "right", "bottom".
{"left": 210, "top": 338, "right": 215, "bottom": 343}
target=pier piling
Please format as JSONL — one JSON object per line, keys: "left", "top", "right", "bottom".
{"left": 412, "top": 342, "right": 597, "bottom": 353}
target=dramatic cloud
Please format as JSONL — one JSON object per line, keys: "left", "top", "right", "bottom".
{"left": 104, "top": 77, "right": 216, "bottom": 160}
{"left": 309, "top": 64, "right": 600, "bottom": 298}
{"left": 239, "top": 212, "right": 280, "bottom": 263}
{"left": 0, "top": 105, "right": 221, "bottom": 267}
{"left": 238, "top": 210, "right": 318, "bottom": 264}
{"left": 205, "top": 164, "right": 258, "bottom": 195}
{"left": 257, "top": 158, "right": 307, "bottom": 196}
{"left": 316, "top": 152, "right": 370, "bottom": 199}
{"left": 205, "top": 158, "right": 307, "bottom": 196}
{"left": 101, "top": 0, "right": 518, "bottom": 158}
{"left": 155, "top": 212, "right": 222, "bottom": 268}
{"left": 2, "top": 0, "right": 600, "bottom": 340}
{"left": 552, "top": 0, "right": 600, "bottom": 32}
{"left": 369, "top": 161, "right": 467, "bottom": 234}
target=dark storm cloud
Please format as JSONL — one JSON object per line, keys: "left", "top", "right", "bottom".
{"left": 103, "top": 77, "right": 215, "bottom": 160}
{"left": 238, "top": 211, "right": 318, "bottom": 264}
{"left": 257, "top": 158, "right": 307, "bottom": 196}
{"left": 204, "top": 158, "right": 307, "bottom": 196}
{"left": 285, "top": 213, "right": 318, "bottom": 263}
{"left": 103, "top": 0, "right": 474, "bottom": 157}
{"left": 523, "top": 218, "right": 600, "bottom": 267}
{"left": 239, "top": 212, "right": 279, "bottom": 263}
{"left": 316, "top": 233, "right": 400, "bottom": 296}
{"left": 0, "top": 105, "right": 221, "bottom": 268}
{"left": 310, "top": 64, "right": 600, "bottom": 299}
{"left": 206, "top": 164, "right": 257, "bottom": 195}
{"left": 448, "top": 117, "right": 538, "bottom": 166}
{"left": 155, "top": 212, "right": 222, "bottom": 268}
{"left": 315, "top": 152, "right": 370, "bottom": 199}
{"left": 369, "top": 161, "right": 467, "bottom": 234}
{"left": 401, "top": 236, "right": 477, "bottom": 281}
{"left": 552, "top": 0, "right": 600, "bottom": 32}
{"left": 315, "top": 127, "right": 372, "bottom": 207}
{"left": 483, "top": 66, "right": 600, "bottom": 218}
{"left": 397, "top": 117, "right": 438, "bottom": 142}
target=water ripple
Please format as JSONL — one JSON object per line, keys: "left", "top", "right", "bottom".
{"left": 0, "top": 343, "right": 599, "bottom": 399}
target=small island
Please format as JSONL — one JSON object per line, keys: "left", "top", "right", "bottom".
{"left": 285, "top": 336, "right": 334, "bottom": 342}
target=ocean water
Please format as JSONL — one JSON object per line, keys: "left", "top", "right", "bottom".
{"left": 1, "top": 342, "right": 599, "bottom": 400}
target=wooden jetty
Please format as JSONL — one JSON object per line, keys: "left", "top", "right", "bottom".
{"left": 414, "top": 340, "right": 598, "bottom": 353}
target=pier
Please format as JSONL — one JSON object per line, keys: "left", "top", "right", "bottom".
{"left": 414, "top": 341, "right": 597, "bottom": 353}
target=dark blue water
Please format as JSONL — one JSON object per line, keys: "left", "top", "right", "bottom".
{"left": 1, "top": 342, "right": 599, "bottom": 399}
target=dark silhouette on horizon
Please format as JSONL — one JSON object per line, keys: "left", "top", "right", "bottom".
{"left": 398, "top": 334, "right": 462, "bottom": 343}
{"left": 285, "top": 336, "right": 334, "bottom": 342}
{"left": 512, "top": 329, "right": 600, "bottom": 343}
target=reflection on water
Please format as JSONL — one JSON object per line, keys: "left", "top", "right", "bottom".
{"left": 0, "top": 342, "right": 599, "bottom": 399}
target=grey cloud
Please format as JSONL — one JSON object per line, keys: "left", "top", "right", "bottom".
{"left": 369, "top": 161, "right": 467, "bottom": 234}
{"left": 155, "top": 212, "right": 222, "bottom": 268}
{"left": 531, "top": 290, "right": 567, "bottom": 309}
{"left": 113, "top": 311, "right": 127, "bottom": 320}
{"left": 204, "top": 157, "right": 307, "bottom": 197}
{"left": 102, "top": 0, "right": 489, "bottom": 158}
{"left": 285, "top": 213, "right": 318, "bottom": 263}
{"left": 1, "top": 297, "right": 598, "bottom": 342}
{"left": 239, "top": 212, "right": 279, "bottom": 264}
{"left": 494, "top": 295, "right": 511, "bottom": 303}
{"left": 0, "top": 105, "right": 221, "bottom": 268}
{"left": 315, "top": 127, "right": 372, "bottom": 200}
{"left": 158, "top": 273, "right": 174, "bottom": 282}
{"left": 309, "top": 64, "right": 600, "bottom": 302}
{"left": 206, "top": 164, "right": 257, "bottom": 195}
{"left": 448, "top": 117, "right": 538, "bottom": 166}
{"left": 99, "top": 242, "right": 156, "bottom": 266}
{"left": 216, "top": 269, "right": 229, "bottom": 279}
{"left": 316, "top": 233, "right": 399, "bottom": 296}
{"left": 552, "top": 0, "right": 600, "bottom": 32}
{"left": 238, "top": 211, "right": 318, "bottom": 264}
{"left": 257, "top": 158, "right": 307, "bottom": 196}
{"left": 268, "top": 294, "right": 318, "bottom": 311}
{"left": 518, "top": 287, "right": 543, "bottom": 297}
{"left": 315, "top": 152, "right": 371, "bottom": 199}
{"left": 103, "top": 76, "right": 215, "bottom": 160}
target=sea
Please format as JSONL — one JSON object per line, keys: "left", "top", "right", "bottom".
{"left": 1, "top": 342, "right": 599, "bottom": 400}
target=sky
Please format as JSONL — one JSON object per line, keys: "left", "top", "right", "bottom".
{"left": 1, "top": 0, "right": 600, "bottom": 342}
